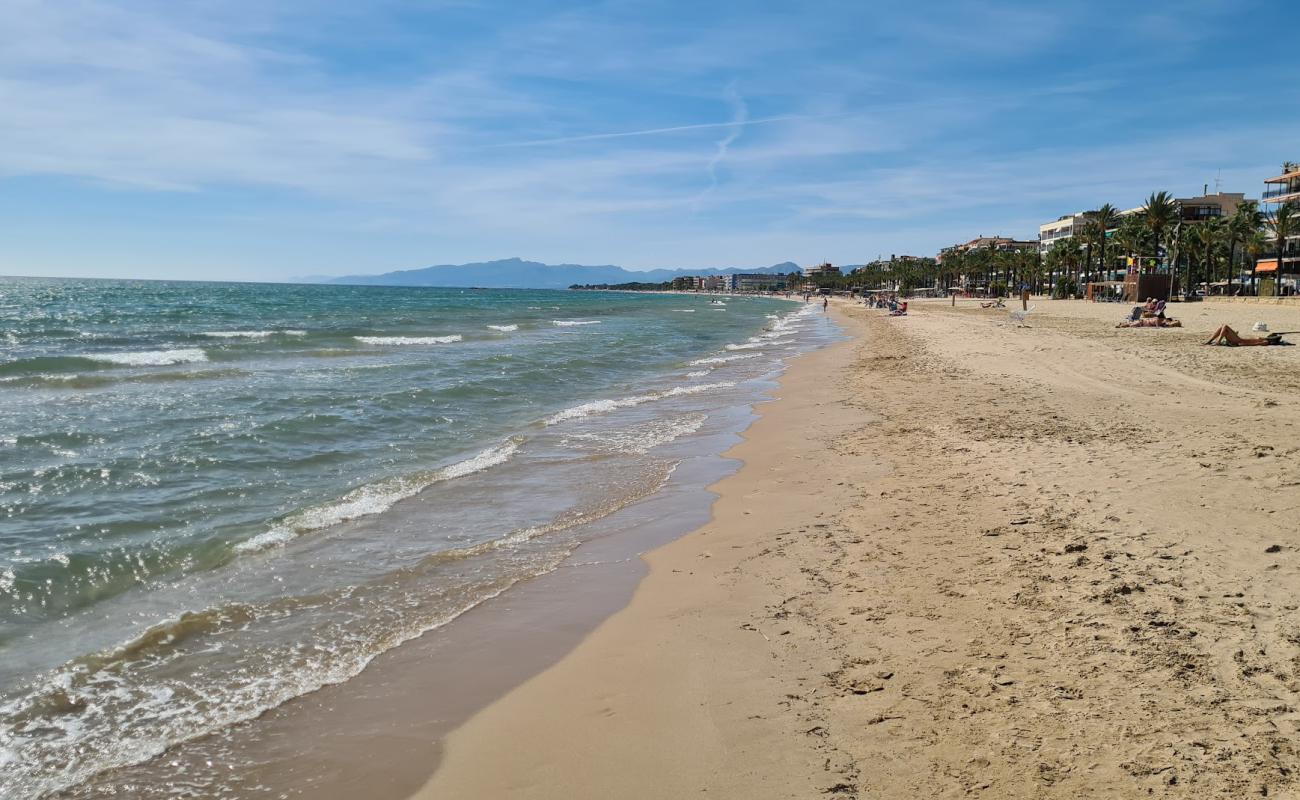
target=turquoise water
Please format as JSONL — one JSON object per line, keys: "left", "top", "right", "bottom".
{"left": 0, "top": 277, "right": 828, "bottom": 797}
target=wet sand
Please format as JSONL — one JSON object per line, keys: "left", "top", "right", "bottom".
{"left": 414, "top": 297, "right": 1300, "bottom": 798}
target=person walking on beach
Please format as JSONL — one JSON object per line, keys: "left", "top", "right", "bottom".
{"left": 822, "top": 297, "right": 829, "bottom": 313}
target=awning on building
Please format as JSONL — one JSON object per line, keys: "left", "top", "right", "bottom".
{"left": 1256, "top": 259, "right": 1279, "bottom": 273}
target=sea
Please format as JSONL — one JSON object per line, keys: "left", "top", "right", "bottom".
{"left": 0, "top": 277, "right": 836, "bottom": 798}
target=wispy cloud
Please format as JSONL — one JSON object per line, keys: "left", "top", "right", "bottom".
{"left": 1, "top": 0, "right": 1298, "bottom": 281}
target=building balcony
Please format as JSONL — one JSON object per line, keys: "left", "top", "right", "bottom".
{"left": 1262, "top": 184, "right": 1300, "bottom": 201}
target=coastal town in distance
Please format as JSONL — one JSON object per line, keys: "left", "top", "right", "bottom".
{"left": 576, "top": 161, "right": 1300, "bottom": 301}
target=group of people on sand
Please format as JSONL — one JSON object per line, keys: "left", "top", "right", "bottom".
{"left": 864, "top": 293, "right": 906, "bottom": 316}
{"left": 1112, "top": 296, "right": 1291, "bottom": 346}
{"left": 1116, "top": 296, "right": 1180, "bottom": 328}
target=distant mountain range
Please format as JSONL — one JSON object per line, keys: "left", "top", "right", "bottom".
{"left": 316, "top": 258, "right": 801, "bottom": 290}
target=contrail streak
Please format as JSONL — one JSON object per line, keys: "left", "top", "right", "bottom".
{"left": 497, "top": 111, "right": 836, "bottom": 148}
{"left": 706, "top": 85, "right": 747, "bottom": 186}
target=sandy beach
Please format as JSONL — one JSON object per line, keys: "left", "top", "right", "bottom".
{"left": 413, "top": 296, "right": 1300, "bottom": 799}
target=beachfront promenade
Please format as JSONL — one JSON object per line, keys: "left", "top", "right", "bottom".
{"left": 415, "top": 297, "right": 1300, "bottom": 799}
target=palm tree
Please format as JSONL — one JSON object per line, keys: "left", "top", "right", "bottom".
{"left": 1141, "top": 191, "right": 1179, "bottom": 275}
{"left": 1226, "top": 201, "right": 1264, "bottom": 295}
{"left": 1188, "top": 217, "right": 1225, "bottom": 295}
{"left": 1045, "top": 238, "right": 1075, "bottom": 297}
{"left": 1092, "top": 203, "right": 1119, "bottom": 281}
{"left": 1265, "top": 201, "right": 1299, "bottom": 297}
{"left": 1078, "top": 216, "right": 1101, "bottom": 284}
{"left": 1162, "top": 221, "right": 1187, "bottom": 290}
{"left": 1245, "top": 229, "right": 1271, "bottom": 296}
{"left": 1114, "top": 214, "right": 1148, "bottom": 267}
{"left": 1017, "top": 249, "right": 1042, "bottom": 296}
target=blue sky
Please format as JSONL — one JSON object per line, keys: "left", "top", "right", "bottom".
{"left": 3, "top": 0, "right": 1299, "bottom": 281}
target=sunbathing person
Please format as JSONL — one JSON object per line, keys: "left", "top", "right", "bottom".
{"left": 1203, "top": 325, "right": 1284, "bottom": 346}
{"left": 1116, "top": 316, "right": 1181, "bottom": 328}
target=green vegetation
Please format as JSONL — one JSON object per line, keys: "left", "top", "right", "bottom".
{"left": 576, "top": 168, "right": 1298, "bottom": 298}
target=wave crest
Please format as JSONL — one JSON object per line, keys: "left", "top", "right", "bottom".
{"left": 235, "top": 439, "right": 520, "bottom": 553}
{"left": 353, "top": 335, "right": 462, "bottom": 345}
{"left": 544, "top": 382, "right": 736, "bottom": 425}
{"left": 85, "top": 349, "right": 208, "bottom": 366}
{"left": 689, "top": 353, "right": 763, "bottom": 366}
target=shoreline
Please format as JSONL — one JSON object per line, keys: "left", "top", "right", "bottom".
{"left": 43, "top": 296, "right": 833, "bottom": 799}
{"left": 411, "top": 301, "right": 865, "bottom": 797}
{"left": 413, "top": 296, "right": 1300, "bottom": 798}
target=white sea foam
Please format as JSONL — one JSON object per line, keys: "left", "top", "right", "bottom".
{"left": 544, "top": 382, "right": 736, "bottom": 426}
{"left": 235, "top": 440, "right": 520, "bottom": 553}
{"left": 552, "top": 320, "right": 601, "bottom": 327}
{"left": 662, "top": 381, "right": 735, "bottom": 397}
{"left": 85, "top": 349, "right": 208, "bottom": 366}
{"left": 353, "top": 335, "right": 462, "bottom": 345}
{"left": 724, "top": 342, "right": 764, "bottom": 351}
{"left": 685, "top": 370, "right": 711, "bottom": 378}
{"left": 200, "top": 330, "right": 306, "bottom": 339}
{"left": 543, "top": 394, "right": 656, "bottom": 425}
{"left": 675, "top": 309, "right": 696, "bottom": 312}
{"left": 565, "top": 413, "right": 708, "bottom": 454}
{"left": 689, "top": 353, "right": 763, "bottom": 366}
{"left": 486, "top": 324, "right": 519, "bottom": 332}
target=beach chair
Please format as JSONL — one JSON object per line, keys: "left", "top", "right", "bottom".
{"left": 1009, "top": 306, "right": 1033, "bottom": 327}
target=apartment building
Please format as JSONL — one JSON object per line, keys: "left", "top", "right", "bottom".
{"left": 1263, "top": 164, "right": 1300, "bottom": 205}
{"left": 1258, "top": 163, "right": 1300, "bottom": 283}
{"left": 1176, "top": 191, "right": 1246, "bottom": 221}
{"left": 942, "top": 235, "right": 1038, "bottom": 260}
{"left": 731, "top": 273, "right": 787, "bottom": 292}
{"left": 1037, "top": 213, "right": 1091, "bottom": 254}
{"left": 803, "top": 262, "right": 841, "bottom": 277}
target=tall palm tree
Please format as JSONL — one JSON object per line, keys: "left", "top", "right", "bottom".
{"left": 1245, "top": 229, "right": 1271, "bottom": 296}
{"left": 1226, "top": 201, "right": 1264, "bottom": 295}
{"left": 1079, "top": 216, "right": 1101, "bottom": 284}
{"left": 1114, "top": 214, "right": 1148, "bottom": 266}
{"left": 1189, "top": 217, "right": 1225, "bottom": 295}
{"left": 1162, "top": 221, "right": 1186, "bottom": 287}
{"left": 1045, "top": 239, "right": 1074, "bottom": 297}
{"left": 1265, "top": 201, "right": 1299, "bottom": 297}
{"left": 1142, "top": 191, "right": 1179, "bottom": 275}
{"left": 1092, "top": 203, "right": 1119, "bottom": 281}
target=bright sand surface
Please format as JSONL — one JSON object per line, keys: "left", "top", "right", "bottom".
{"left": 412, "top": 296, "right": 1300, "bottom": 799}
